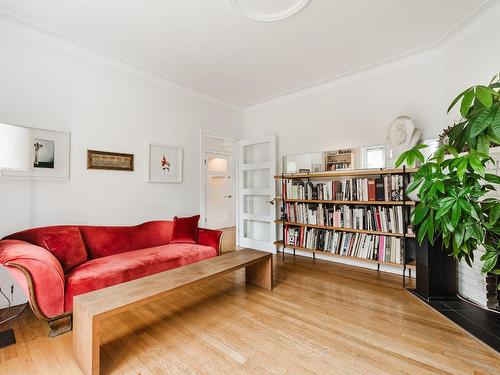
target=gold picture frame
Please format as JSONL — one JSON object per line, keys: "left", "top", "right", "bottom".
{"left": 87, "top": 150, "right": 134, "bottom": 171}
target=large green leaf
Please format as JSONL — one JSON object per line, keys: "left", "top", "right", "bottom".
{"left": 468, "top": 154, "right": 485, "bottom": 177}
{"left": 488, "top": 105, "right": 500, "bottom": 140}
{"left": 436, "top": 203, "right": 453, "bottom": 221}
{"left": 448, "top": 88, "right": 471, "bottom": 113}
{"left": 457, "top": 158, "right": 468, "bottom": 181}
{"left": 459, "top": 199, "right": 479, "bottom": 220}
{"left": 418, "top": 218, "right": 429, "bottom": 244}
{"left": 481, "top": 252, "right": 498, "bottom": 273}
{"left": 476, "top": 86, "right": 494, "bottom": 108}
{"left": 412, "top": 203, "right": 429, "bottom": 225}
{"left": 395, "top": 151, "right": 408, "bottom": 168}
{"left": 470, "top": 107, "right": 496, "bottom": 139}
{"left": 489, "top": 203, "right": 500, "bottom": 225}
{"left": 485, "top": 173, "right": 500, "bottom": 184}
{"left": 439, "top": 196, "right": 455, "bottom": 207}
{"left": 477, "top": 135, "right": 490, "bottom": 154}
{"left": 427, "top": 210, "right": 435, "bottom": 244}
{"left": 453, "top": 224, "right": 465, "bottom": 249}
{"left": 470, "top": 223, "right": 484, "bottom": 242}
{"left": 460, "top": 89, "right": 475, "bottom": 117}
{"left": 436, "top": 180, "right": 445, "bottom": 194}
{"left": 447, "top": 122, "right": 466, "bottom": 145}
{"left": 451, "top": 202, "right": 462, "bottom": 227}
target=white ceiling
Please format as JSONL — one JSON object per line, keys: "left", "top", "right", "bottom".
{"left": 0, "top": 0, "right": 489, "bottom": 106}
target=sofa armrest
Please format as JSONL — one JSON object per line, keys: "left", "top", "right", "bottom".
{"left": 197, "top": 228, "right": 223, "bottom": 255}
{"left": 0, "top": 239, "right": 65, "bottom": 319}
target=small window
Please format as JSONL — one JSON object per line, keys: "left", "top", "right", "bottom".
{"left": 363, "top": 146, "right": 386, "bottom": 169}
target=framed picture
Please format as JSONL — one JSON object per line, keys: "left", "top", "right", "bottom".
{"left": 147, "top": 143, "right": 183, "bottom": 183}
{"left": 2, "top": 128, "right": 70, "bottom": 180}
{"left": 87, "top": 150, "right": 134, "bottom": 171}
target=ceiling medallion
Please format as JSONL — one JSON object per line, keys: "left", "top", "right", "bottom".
{"left": 231, "top": 0, "right": 310, "bottom": 22}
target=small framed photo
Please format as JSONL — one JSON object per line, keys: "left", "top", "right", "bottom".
{"left": 3, "top": 128, "right": 70, "bottom": 180}
{"left": 87, "top": 150, "right": 134, "bottom": 171}
{"left": 147, "top": 143, "right": 183, "bottom": 183}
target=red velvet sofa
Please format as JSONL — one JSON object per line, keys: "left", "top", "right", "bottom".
{"left": 0, "top": 220, "right": 222, "bottom": 333}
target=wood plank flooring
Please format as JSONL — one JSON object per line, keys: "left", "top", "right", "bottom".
{"left": 1, "top": 252, "right": 498, "bottom": 374}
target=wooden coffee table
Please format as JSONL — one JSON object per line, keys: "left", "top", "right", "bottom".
{"left": 72, "top": 249, "right": 273, "bottom": 375}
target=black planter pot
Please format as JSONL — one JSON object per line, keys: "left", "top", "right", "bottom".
{"left": 415, "top": 237, "right": 457, "bottom": 301}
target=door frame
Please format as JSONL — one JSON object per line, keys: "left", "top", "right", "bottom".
{"left": 238, "top": 134, "right": 277, "bottom": 252}
{"left": 204, "top": 151, "right": 235, "bottom": 229}
{"left": 200, "top": 130, "right": 238, "bottom": 232}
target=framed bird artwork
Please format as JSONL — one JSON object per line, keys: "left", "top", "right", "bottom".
{"left": 147, "top": 143, "right": 183, "bottom": 183}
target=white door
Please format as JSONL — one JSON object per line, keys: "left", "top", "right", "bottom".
{"left": 238, "top": 135, "right": 276, "bottom": 252}
{"left": 205, "top": 153, "right": 234, "bottom": 229}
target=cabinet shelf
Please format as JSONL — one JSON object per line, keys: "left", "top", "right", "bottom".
{"left": 275, "top": 197, "right": 415, "bottom": 206}
{"left": 275, "top": 167, "right": 416, "bottom": 286}
{"left": 275, "top": 220, "right": 415, "bottom": 238}
{"left": 274, "top": 241, "right": 415, "bottom": 269}
{"left": 274, "top": 167, "right": 418, "bottom": 180}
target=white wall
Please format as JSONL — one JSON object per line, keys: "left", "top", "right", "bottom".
{"left": 0, "top": 19, "right": 244, "bottom": 306}
{"left": 244, "top": 8, "right": 500, "bottom": 275}
{"left": 245, "top": 53, "right": 446, "bottom": 159}
{"left": 443, "top": 9, "right": 500, "bottom": 123}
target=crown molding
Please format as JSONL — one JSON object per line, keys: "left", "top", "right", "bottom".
{"left": 439, "top": 0, "right": 500, "bottom": 50}
{"left": 245, "top": 0, "right": 497, "bottom": 112}
{"left": 244, "top": 47, "right": 444, "bottom": 112}
{"left": 1, "top": 0, "right": 498, "bottom": 112}
{"left": 0, "top": 11, "right": 244, "bottom": 112}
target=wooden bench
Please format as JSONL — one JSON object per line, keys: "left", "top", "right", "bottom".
{"left": 72, "top": 249, "right": 273, "bottom": 375}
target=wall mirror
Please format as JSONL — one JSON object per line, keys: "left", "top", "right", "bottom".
{"left": 282, "top": 139, "right": 439, "bottom": 174}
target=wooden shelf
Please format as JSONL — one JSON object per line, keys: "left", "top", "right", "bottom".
{"left": 274, "top": 241, "right": 413, "bottom": 269}
{"left": 274, "top": 167, "right": 418, "bottom": 180}
{"left": 276, "top": 198, "right": 416, "bottom": 206}
{"left": 274, "top": 167, "right": 417, "bottom": 283}
{"left": 275, "top": 220, "right": 416, "bottom": 238}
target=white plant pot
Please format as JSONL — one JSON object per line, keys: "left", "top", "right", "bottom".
{"left": 406, "top": 177, "right": 422, "bottom": 202}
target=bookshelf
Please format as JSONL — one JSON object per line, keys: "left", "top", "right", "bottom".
{"left": 274, "top": 167, "right": 416, "bottom": 286}
{"left": 325, "top": 148, "right": 354, "bottom": 171}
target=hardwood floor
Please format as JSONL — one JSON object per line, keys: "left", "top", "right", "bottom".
{"left": 1, "top": 253, "right": 498, "bottom": 374}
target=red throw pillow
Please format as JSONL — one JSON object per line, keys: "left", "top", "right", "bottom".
{"left": 171, "top": 215, "right": 200, "bottom": 244}
{"left": 42, "top": 227, "right": 88, "bottom": 273}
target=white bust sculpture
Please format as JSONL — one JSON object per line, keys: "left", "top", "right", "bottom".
{"left": 387, "top": 116, "right": 421, "bottom": 154}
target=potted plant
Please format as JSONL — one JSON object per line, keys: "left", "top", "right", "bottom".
{"left": 396, "top": 73, "right": 500, "bottom": 299}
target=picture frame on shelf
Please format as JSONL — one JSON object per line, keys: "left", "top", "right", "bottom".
{"left": 2, "top": 127, "right": 70, "bottom": 180}
{"left": 147, "top": 143, "right": 183, "bottom": 183}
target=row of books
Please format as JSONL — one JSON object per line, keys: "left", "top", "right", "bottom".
{"left": 283, "top": 175, "right": 405, "bottom": 201}
{"left": 285, "top": 226, "right": 403, "bottom": 264}
{"left": 285, "top": 203, "right": 404, "bottom": 234}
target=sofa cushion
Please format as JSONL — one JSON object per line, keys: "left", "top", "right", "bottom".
{"left": 64, "top": 242, "right": 217, "bottom": 312}
{"left": 171, "top": 215, "right": 199, "bottom": 244}
{"left": 42, "top": 227, "right": 87, "bottom": 272}
{"left": 131, "top": 221, "right": 173, "bottom": 250}
{"left": 78, "top": 221, "right": 173, "bottom": 259}
{"left": 4, "top": 226, "right": 87, "bottom": 273}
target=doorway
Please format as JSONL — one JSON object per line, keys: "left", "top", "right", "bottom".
{"left": 238, "top": 135, "right": 277, "bottom": 252}
{"left": 201, "top": 133, "right": 236, "bottom": 231}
